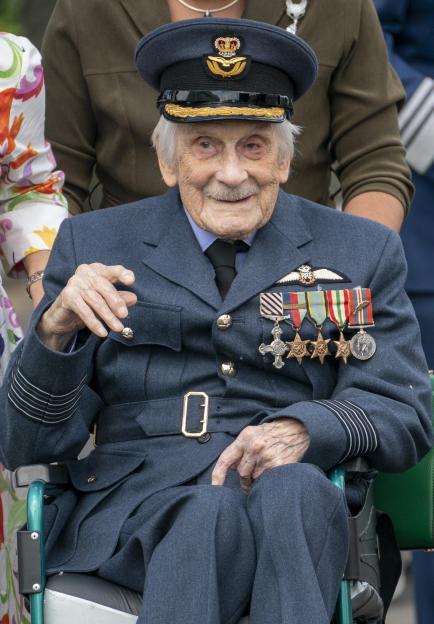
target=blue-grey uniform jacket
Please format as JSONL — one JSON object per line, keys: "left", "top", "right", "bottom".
{"left": 0, "top": 189, "right": 432, "bottom": 573}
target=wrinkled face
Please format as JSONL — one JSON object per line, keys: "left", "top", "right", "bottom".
{"left": 157, "top": 121, "right": 290, "bottom": 239}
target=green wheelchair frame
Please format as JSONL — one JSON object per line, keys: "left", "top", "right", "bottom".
{"left": 18, "top": 374, "right": 434, "bottom": 624}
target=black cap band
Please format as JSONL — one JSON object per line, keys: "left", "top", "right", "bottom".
{"left": 160, "top": 59, "right": 295, "bottom": 99}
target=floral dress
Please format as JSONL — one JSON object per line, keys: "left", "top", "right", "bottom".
{"left": 0, "top": 33, "right": 68, "bottom": 624}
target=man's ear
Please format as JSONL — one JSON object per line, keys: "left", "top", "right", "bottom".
{"left": 156, "top": 149, "right": 178, "bottom": 188}
{"left": 278, "top": 158, "right": 291, "bottom": 184}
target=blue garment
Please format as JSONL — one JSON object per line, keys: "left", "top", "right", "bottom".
{"left": 375, "top": 0, "right": 434, "bottom": 293}
{"left": 374, "top": 4, "right": 434, "bottom": 621}
{"left": 0, "top": 189, "right": 431, "bottom": 623}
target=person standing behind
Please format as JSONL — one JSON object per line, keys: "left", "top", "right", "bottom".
{"left": 41, "top": 0, "right": 411, "bottom": 231}
{"left": 0, "top": 32, "right": 68, "bottom": 624}
{"left": 374, "top": 2, "right": 434, "bottom": 623}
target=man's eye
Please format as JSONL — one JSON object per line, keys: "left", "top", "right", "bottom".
{"left": 246, "top": 142, "right": 261, "bottom": 150}
{"left": 199, "top": 141, "right": 212, "bottom": 149}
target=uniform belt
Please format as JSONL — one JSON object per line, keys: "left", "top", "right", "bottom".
{"left": 95, "top": 395, "right": 269, "bottom": 445}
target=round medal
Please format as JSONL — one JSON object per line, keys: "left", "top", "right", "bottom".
{"left": 349, "top": 329, "right": 376, "bottom": 361}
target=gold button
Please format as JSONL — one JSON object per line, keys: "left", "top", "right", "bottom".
{"left": 121, "top": 327, "right": 134, "bottom": 340}
{"left": 221, "top": 361, "right": 237, "bottom": 377}
{"left": 87, "top": 475, "right": 97, "bottom": 483}
{"left": 216, "top": 314, "right": 232, "bottom": 330}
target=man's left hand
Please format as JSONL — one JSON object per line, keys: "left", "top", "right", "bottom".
{"left": 212, "top": 418, "right": 310, "bottom": 493}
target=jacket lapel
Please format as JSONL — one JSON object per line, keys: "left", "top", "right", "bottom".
{"left": 221, "top": 192, "right": 313, "bottom": 313}
{"left": 141, "top": 190, "right": 221, "bottom": 310}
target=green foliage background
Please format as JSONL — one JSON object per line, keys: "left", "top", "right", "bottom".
{"left": 0, "top": 0, "right": 23, "bottom": 33}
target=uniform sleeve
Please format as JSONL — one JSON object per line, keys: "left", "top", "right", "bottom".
{"left": 0, "top": 218, "right": 101, "bottom": 470}
{"left": 374, "top": 0, "right": 434, "bottom": 179}
{"left": 262, "top": 230, "right": 433, "bottom": 473}
{"left": 0, "top": 34, "right": 68, "bottom": 276}
{"left": 42, "top": 0, "right": 97, "bottom": 215}
{"left": 329, "top": 0, "right": 414, "bottom": 213}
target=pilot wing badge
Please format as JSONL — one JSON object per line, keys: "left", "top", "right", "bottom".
{"left": 276, "top": 264, "right": 350, "bottom": 286}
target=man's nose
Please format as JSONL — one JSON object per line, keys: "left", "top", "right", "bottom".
{"left": 214, "top": 153, "right": 249, "bottom": 187}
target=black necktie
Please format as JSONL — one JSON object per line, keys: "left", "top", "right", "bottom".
{"left": 205, "top": 239, "right": 249, "bottom": 298}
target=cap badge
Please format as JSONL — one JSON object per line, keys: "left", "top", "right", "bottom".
{"left": 204, "top": 35, "right": 250, "bottom": 79}
{"left": 215, "top": 36, "right": 241, "bottom": 58}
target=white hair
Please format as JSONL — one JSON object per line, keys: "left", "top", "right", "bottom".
{"left": 151, "top": 115, "right": 300, "bottom": 167}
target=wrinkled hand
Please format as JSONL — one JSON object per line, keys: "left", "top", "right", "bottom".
{"left": 37, "top": 263, "right": 137, "bottom": 351}
{"left": 212, "top": 418, "right": 310, "bottom": 493}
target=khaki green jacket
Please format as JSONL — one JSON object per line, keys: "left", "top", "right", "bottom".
{"left": 42, "top": 0, "right": 413, "bottom": 214}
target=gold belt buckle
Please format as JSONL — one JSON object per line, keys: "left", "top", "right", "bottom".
{"left": 181, "top": 391, "right": 209, "bottom": 438}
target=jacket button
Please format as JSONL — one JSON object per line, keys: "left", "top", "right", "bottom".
{"left": 197, "top": 433, "right": 211, "bottom": 444}
{"left": 121, "top": 327, "right": 134, "bottom": 340}
{"left": 216, "top": 314, "right": 232, "bottom": 330}
{"left": 87, "top": 475, "right": 97, "bottom": 483}
{"left": 221, "top": 361, "right": 237, "bottom": 377}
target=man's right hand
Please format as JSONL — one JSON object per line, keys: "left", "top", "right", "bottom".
{"left": 36, "top": 263, "right": 137, "bottom": 351}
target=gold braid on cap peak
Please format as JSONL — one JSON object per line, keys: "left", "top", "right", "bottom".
{"left": 164, "top": 103, "right": 285, "bottom": 119}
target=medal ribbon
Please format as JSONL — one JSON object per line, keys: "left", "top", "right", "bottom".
{"left": 260, "top": 292, "right": 283, "bottom": 317}
{"left": 326, "top": 289, "right": 350, "bottom": 328}
{"left": 348, "top": 287, "right": 374, "bottom": 328}
{"left": 306, "top": 290, "right": 327, "bottom": 328}
{"left": 282, "top": 291, "right": 307, "bottom": 329}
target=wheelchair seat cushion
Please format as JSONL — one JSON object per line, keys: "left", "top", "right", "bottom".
{"left": 45, "top": 573, "right": 250, "bottom": 624}
{"left": 46, "top": 573, "right": 142, "bottom": 619}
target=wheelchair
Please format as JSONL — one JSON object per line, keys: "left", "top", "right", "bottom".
{"left": 14, "top": 374, "right": 434, "bottom": 624}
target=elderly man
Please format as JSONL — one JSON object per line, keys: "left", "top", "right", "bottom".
{"left": 0, "top": 18, "right": 432, "bottom": 624}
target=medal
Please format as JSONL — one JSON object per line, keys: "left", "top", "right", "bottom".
{"left": 258, "top": 319, "right": 289, "bottom": 369}
{"left": 348, "top": 287, "right": 376, "bottom": 361}
{"left": 286, "top": 332, "right": 311, "bottom": 364}
{"left": 326, "top": 289, "right": 352, "bottom": 364}
{"left": 259, "top": 291, "right": 310, "bottom": 367}
{"left": 349, "top": 329, "right": 377, "bottom": 361}
{"left": 309, "top": 331, "right": 330, "bottom": 364}
{"left": 284, "top": 292, "right": 310, "bottom": 364}
{"left": 306, "top": 290, "right": 330, "bottom": 363}
{"left": 259, "top": 293, "right": 288, "bottom": 368}
{"left": 334, "top": 332, "right": 351, "bottom": 364}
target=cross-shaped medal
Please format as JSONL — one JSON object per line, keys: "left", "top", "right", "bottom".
{"left": 259, "top": 321, "right": 289, "bottom": 369}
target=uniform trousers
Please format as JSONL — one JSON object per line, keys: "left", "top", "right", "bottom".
{"left": 96, "top": 463, "right": 349, "bottom": 624}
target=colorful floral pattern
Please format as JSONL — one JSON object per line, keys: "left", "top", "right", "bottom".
{"left": 0, "top": 32, "right": 68, "bottom": 623}
{"left": 0, "top": 33, "right": 68, "bottom": 277}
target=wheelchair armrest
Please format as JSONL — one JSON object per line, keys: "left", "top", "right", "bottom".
{"left": 14, "top": 463, "right": 70, "bottom": 488}
{"left": 16, "top": 466, "right": 69, "bottom": 606}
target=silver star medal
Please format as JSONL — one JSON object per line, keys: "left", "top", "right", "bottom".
{"left": 259, "top": 320, "right": 289, "bottom": 369}
{"left": 286, "top": 0, "right": 308, "bottom": 34}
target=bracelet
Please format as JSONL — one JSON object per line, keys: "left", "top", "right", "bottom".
{"left": 26, "top": 270, "right": 45, "bottom": 298}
